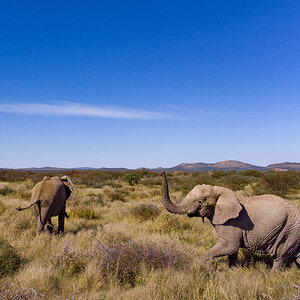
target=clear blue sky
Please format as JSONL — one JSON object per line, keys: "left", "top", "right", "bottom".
{"left": 0, "top": 1, "right": 299, "bottom": 168}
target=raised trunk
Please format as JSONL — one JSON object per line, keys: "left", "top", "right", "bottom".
{"left": 161, "top": 172, "right": 185, "bottom": 214}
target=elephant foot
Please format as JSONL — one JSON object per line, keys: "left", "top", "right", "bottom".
{"left": 272, "top": 258, "right": 285, "bottom": 270}
{"left": 46, "top": 224, "right": 53, "bottom": 234}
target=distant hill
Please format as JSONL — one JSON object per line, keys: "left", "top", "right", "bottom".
{"left": 98, "top": 167, "right": 129, "bottom": 172}
{"left": 4, "top": 160, "right": 300, "bottom": 173}
{"left": 265, "top": 162, "right": 300, "bottom": 172}
{"left": 157, "top": 160, "right": 265, "bottom": 172}
{"left": 17, "top": 167, "right": 70, "bottom": 172}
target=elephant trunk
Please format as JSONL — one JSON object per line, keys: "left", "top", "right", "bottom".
{"left": 161, "top": 172, "right": 185, "bottom": 214}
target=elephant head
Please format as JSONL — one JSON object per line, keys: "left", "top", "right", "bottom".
{"left": 162, "top": 172, "right": 242, "bottom": 225}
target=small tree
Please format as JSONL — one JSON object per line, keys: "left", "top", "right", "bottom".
{"left": 124, "top": 173, "right": 141, "bottom": 186}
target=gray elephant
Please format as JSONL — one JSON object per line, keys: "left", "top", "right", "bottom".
{"left": 161, "top": 172, "right": 300, "bottom": 270}
{"left": 16, "top": 175, "right": 73, "bottom": 235}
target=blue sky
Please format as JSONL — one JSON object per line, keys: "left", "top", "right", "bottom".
{"left": 0, "top": 1, "right": 299, "bottom": 168}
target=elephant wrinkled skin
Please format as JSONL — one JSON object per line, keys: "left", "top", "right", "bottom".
{"left": 16, "top": 175, "right": 73, "bottom": 235}
{"left": 161, "top": 172, "right": 300, "bottom": 270}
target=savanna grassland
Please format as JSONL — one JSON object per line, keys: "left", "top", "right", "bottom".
{"left": 0, "top": 169, "right": 299, "bottom": 299}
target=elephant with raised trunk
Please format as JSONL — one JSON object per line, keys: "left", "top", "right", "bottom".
{"left": 16, "top": 175, "right": 73, "bottom": 235}
{"left": 161, "top": 172, "right": 300, "bottom": 270}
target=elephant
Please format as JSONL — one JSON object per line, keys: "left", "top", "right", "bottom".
{"left": 161, "top": 172, "right": 300, "bottom": 270}
{"left": 16, "top": 175, "right": 73, "bottom": 235}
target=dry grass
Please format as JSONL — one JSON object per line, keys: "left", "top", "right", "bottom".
{"left": 0, "top": 170, "right": 299, "bottom": 299}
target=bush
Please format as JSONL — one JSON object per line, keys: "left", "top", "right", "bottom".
{"left": 211, "top": 170, "right": 228, "bottom": 179}
{"left": 129, "top": 203, "right": 160, "bottom": 221}
{"left": 238, "top": 170, "right": 263, "bottom": 177}
{"left": 51, "top": 243, "right": 86, "bottom": 276}
{"left": 0, "top": 186, "right": 14, "bottom": 196}
{"left": 17, "top": 187, "right": 32, "bottom": 201}
{"left": 262, "top": 171, "right": 300, "bottom": 197}
{"left": 106, "top": 189, "right": 128, "bottom": 202}
{"left": 218, "top": 174, "right": 255, "bottom": 191}
{"left": 123, "top": 173, "right": 141, "bottom": 186}
{"left": 0, "top": 238, "right": 21, "bottom": 278}
{"left": 89, "top": 240, "right": 188, "bottom": 287}
{"left": 141, "top": 177, "right": 162, "bottom": 187}
{"left": 172, "top": 174, "right": 215, "bottom": 194}
{"left": 0, "top": 278, "right": 44, "bottom": 299}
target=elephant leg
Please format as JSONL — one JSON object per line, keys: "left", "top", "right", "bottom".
{"left": 296, "top": 256, "right": 300, "bottom": 268}
{"left": 36, "top": 207, "right": 52, "bottom": 236}
{"left": 203, "top": 241, "right": 239, "bottom": 265}
{"left": 57, "top": 203, "right": 66, "bottom": 234}
{"left": 228, "top": 252, "right": 238, "bottom": 267}
{"left": 37, "top": 216, "right": 43, "bottom": 236}
{"left": 46, "top": 218, "right": 53, "bottom": 234}
{"left": 272, "top": 257, "right": 285, "bottom": 270}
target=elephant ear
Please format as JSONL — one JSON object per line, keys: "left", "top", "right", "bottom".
{"left": 212, "top": 189, "right": 242, "bottom": 225}
{"left": 60, "top": 176, "right": 73, "bottom": 199}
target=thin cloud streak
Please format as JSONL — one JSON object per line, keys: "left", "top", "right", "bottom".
{"left": 0, "top": 102, "right": 170, "bottom": 120}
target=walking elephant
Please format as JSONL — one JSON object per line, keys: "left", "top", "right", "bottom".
{"left": 16, "top": 175, "right": 73, "bottom": 235}
{"left": 161, "top": 172, "right": 300, "bottom": 270}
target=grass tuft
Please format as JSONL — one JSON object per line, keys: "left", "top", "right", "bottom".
{"left": 0, "top": 238, "right": 21, "bottom": 278}
{"left": 149, "top": 213, "right": 192, "bottom": 234}
{"left": 51, "top": 242, "right": 86, "bottom": 276}
{"left": 69, "top": 206, "right": 96, "bottom": 220}
{"left": 129, "top": 203, "right": 160, "bottom": 221}
{"left": 0, "top": 186, "right": 14, "bottom": 196}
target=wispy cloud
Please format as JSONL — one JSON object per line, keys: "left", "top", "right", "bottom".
{"left": 0, "top": 102, "right": 170, "bottom": 120}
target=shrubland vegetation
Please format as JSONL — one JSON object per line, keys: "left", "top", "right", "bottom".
{"left": 0, "top": 169, "right": 299, "bottom": 299}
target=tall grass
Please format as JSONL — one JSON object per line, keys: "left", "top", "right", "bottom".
{"left": 0, "top": 169, "right": 299, "bottom": 299}
{"left": 0, "top": 238, "right": 21, "bottom": 278}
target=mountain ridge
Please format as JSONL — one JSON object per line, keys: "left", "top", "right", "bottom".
{"left": 2, "top": 160, "right": 300, "bottom": 172}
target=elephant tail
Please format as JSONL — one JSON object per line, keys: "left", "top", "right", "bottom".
{"left": 16, "top": 200, "right": 40, "bottom": 211}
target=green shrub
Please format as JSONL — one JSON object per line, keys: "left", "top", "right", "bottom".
{"left": 211, "top": 170, "right": 228, "bottom": 179}
{"left": 129, "top": 203, "right": 160, "bottom": 221}
{"left": 0, "top": 186, "right": 14, "bottom": 196}
{"left": 238, "top": 170, "right": 263, "bottom": 177}
{"left": 18, "top": 188, "right": 31, "bottom": 200}
{"left": 218, "top": 174, "right": 255, "bottom": 191}
{"left": 141, "top": 177, "right": 162, "bottom": 187}
{"left": 172, "top": 174, "right": 215, "bottom": 194}
{"left": 106, "top": 189, "right": 128, "bottom": 202}
{"left": 104, "top": 180, "right": 122, "bottom": 188}
{"left": 262, "top": 171, "right": 300, "bottom": 197}
{"left": 123, "top": 173, "right": 141, "bottom": 186}
{"left": 0, "top": 238, "right": 21, "bottom": 278}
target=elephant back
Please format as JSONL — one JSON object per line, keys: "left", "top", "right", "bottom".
{"left": 31, "top": 177, "right": 65, "bottom": 209}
